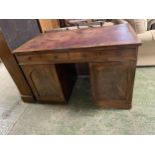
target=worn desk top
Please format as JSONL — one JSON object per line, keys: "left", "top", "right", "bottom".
{"left": 13, "top": 24, "right": 141, "bottom": 54}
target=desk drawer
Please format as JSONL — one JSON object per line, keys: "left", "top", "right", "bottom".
{"left": 68, "top": 51, "right": 96, "bottom": 61}
{"left": 95, "top": 49, "right": 137, "bottom": 60}
{"left": 16, "top": 53, "right": 69, "bottom": 64}
{"left": 16, "top": 48, "right": 137, "bottom": 65}
{"left": 68, "top": 49, "right": 137, "bottom": 62}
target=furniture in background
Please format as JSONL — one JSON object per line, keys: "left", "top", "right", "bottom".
{"left": 13, "top": 24, "right": 141, "bottom": 109}
{"left": 39, "top": 19, "right": 115, "bottom": 31}
{"left": 148, "top": 19, "right": 155, "bottom": 30}
{"left": 0, "top": 19, "right": 44, "bottom": 101}
{"left": 117, "top": 19, "right": 155, "bottom": 66}
{"left": 0, "top": 29, "right": 35, "bottom": 102}
{"left": 0, "top": 19, "right": 41, "bottom": 64}
{"left": 38, "top": 19, "right": 60, "bottom": 33}
{"left": 0, "top": 19, "right": 40, "bottom": 50}
{"left": 63, "top": 19, "right": 107, "bottom": 27}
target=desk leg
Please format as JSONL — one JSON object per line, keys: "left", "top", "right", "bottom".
{"left": 89, "top": 61, "right": 136, "bottom": 109}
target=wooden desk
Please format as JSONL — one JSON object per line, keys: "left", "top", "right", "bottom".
{"left": 13, "top": 24, "right": 141, "bottom": 109}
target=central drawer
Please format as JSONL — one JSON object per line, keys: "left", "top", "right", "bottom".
{"left": 15, "top": 48, "right": 137, "bottom": 65}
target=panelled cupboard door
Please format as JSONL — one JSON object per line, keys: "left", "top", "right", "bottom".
{"left": 89, "top": 61, "right": 136, "bottom": 109}
{"left": 22, "top": 64, "right": 65, "bottom": 103}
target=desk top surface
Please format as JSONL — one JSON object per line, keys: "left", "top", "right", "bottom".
{"left": 14, "top": 24, "right": 141, "bottom": 53}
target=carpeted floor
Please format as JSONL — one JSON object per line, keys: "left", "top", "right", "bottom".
{"left": 0, "top": 63, "right": 155, "bottom": 135}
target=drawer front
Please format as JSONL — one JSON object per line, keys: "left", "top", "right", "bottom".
{"left": 16, "top": 48, "right": 137, "bottom": 65}
{"left": 68, "top": 48, "right": 137, "bottom": 61}
{"left": 68, "top": 51, "right": 96, "bottom": 61}
{"left": 16, "top": 53, "right": 69, "bottom": 65}
{"left": 95, "top": 49, "right": 137, "bottom": 61}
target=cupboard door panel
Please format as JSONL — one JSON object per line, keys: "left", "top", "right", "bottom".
{"left": 89, "top": 61, "right": 136, "bottom": 109}
{"left": 22, "top": 64, "right": 65, "bottom": 103}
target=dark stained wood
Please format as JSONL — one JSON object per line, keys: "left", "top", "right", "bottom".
{"left": 89, "top": 59, "right": 137, "bottom": 109}
{"left": 21, "top": 63, "right": 76, "bottom": 103}
{"left": 38, "top": 19, "right": 60, "bottom": 33}
{"left": 13, "top": 24, "right": 141, "bottom": 109}
{"left": 0, "top": 30, "right": 35, "bottom": 102}
{"left": 15, "top": 48, "right": 137, "bottom": 65}
{"left": 21, "top": 64, "right": 65, "bottom": 103}
{"left": 13, "top": 24, "right": 141, "bottom": 53}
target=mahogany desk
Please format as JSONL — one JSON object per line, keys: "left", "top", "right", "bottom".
{"left": 13, "top": 24, "right": 141, "bottom": 109}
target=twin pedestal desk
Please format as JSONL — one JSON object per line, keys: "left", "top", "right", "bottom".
{"left": 13, "top": 24, "right": 141, "bottom": 109}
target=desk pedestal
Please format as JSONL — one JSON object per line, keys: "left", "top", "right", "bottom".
{"left": 89, "top": 61, "right": 136, "bottom": 109}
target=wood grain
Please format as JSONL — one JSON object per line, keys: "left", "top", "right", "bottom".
{"left": 13, "top": 24, "right": 141, "bottom": 53}
{"left": 13, "top": 24, "right": 141, "bottom": 108}
{"left": 0, "top": 30, "right": 35, "bottom": 102}
{"left": 89, "top": 59, "right": 137, "bottom": 109}
{"left": 38, "top": 19, "right": 60, "bottom": 33}
{"left": 22, "top": 64, "right": 65, "bottom": 103}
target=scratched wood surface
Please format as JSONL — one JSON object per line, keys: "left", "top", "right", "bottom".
{"left": 14, "top": 24, "right": 141, "bottom": 53}
{"left": 12, "top": 23, "right": 141, "bottom": 108}
{"left": 0, "top": 30, "right": 35, "bottom": 102}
